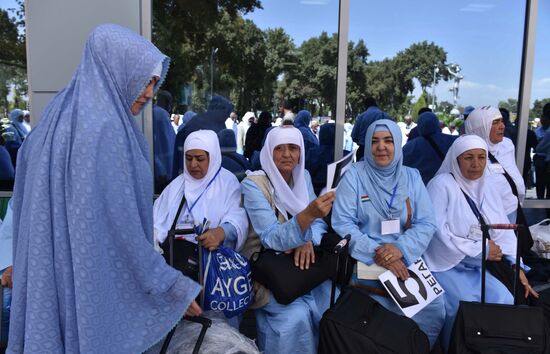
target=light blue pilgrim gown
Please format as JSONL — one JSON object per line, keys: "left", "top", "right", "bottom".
{"left": 8, "top": 24, "right": 201, "bottom": 353}
{"left": 241, "top": 171, "right": 332, "bottom": 354}
{"left": 332, "top": 119, "right": 445, "bottom": 348}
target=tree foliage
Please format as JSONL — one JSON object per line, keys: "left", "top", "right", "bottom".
{"left": 498, "top": 98, "right": 518, "bottom": 113}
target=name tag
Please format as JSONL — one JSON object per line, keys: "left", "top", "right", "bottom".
{"left": 381, "top": 219, "right": 400, "bottom": 235}
{"left": 488, "top": 163, "right": 505, "bottom": 174}
{"left": 468, "top": 224, "right": 483, "bottom": 241}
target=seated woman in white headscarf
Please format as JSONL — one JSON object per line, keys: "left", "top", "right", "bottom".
{"left": 423, "top": 134, "right": 538, "bottom": 351}
{"left": 240, "top": 126, "right": 336, "bottom": 354}
{"left": 153, "top": 130, "right": 249, "bottom": 325}
{"left": 331, "top": 119, "right": 445, "bottom": 348}
{"left": 465, "top": 106, "right": 525, "bottom": 224}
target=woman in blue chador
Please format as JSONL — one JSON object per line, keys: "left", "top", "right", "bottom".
{"left": 240, "top": 126, "right": 336, "bottom": 354}
{"left": 8, "top": 24, "right": 201, "bottom": 353}
{"left": 331, "top": 119, "right": 445, "bottom": 348}
{"left": 403, "top": 111, "right": 458, "bottom": 185}
{"left": 423, "top": 135, "right": 537, "bottom": 351}
{"left": 293, "top": 110, "right": 319, "bottom": 154}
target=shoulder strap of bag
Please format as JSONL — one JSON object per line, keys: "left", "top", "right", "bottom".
{"left": 488, "top": 152, "right": 519, "bottom": 198}
{"left": 405, "top": 198, "right": 412, "bottom": 230}
{"left": 488, "top": 152, "right": 533, "bottom": 254}
{"left": 167, "top": 193, "right": 187, "bottom": 266}
{"left": 425, "top": 135, "right": 445, "bottom": 160}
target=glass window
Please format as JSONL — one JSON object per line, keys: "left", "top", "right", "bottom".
{"left": 152, "top": 0, "right": 340, "bottom": 193}
{"left": 527, "top": 1, "right": 550, "bottom": 201}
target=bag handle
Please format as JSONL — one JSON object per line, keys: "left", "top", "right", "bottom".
{"left": 167, "top": 194, "right": 187, "bottom": 267}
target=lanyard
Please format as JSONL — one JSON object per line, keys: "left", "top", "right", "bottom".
{"left": 387, "top": 184, "right": 398, "bottom": 218}
{"left": 185, "top": 166, "right": 222, "bottom": 215}
{"left": 464, "top": 193, "right": 484, "bottom": 221}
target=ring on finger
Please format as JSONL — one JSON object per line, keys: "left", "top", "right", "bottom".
{"left": 384, "top": 254, "right": 393, "bottom": 261}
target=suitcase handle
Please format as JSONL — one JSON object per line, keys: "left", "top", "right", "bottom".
{"left": 480, "top": 224, "right": 522, "bottom": 305}
{"left": 159, "top": 315, "right": 212, "bottom": 354}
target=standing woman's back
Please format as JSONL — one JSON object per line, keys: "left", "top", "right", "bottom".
{"left": 9, "top": 24, "right": 200, "bottom": 353}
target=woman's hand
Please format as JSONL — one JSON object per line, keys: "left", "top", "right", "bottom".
{"left": 1, "top": 266, "right": 12, "bottom": 288}
{"left": 293, "top": 241, "right": 315, "bottom": 270}
{"left": 196, "top": 227, "right": 225, "bottom": 251}
{"left": 519, "top": 269, "right": 539, "bottom": 299}
{"left": 385, "top": 259, "right": 409, "bottom": 280}
{"left": 374, "top": 244, "right": 403, "bottom": 267}
{"left": 487, "top": 240, "right": 503, "bottom": 261}
{"left": 297, "top": 191, "right": 336, "bottom": 232}
{"left": 185, "top": 300, "right": 202, "bottom": 317}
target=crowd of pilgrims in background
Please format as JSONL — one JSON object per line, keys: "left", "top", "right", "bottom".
{"left": 147, "top": 93, "right": 550, "bottom": 199}
{"left": 1, "top": 94, "right": 549, "bottom": 198}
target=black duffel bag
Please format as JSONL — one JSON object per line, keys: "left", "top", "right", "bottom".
{"left": 449, "top": 224, "right": 550, "bottom": 354}
{"left": 319, "top": 286, "right": 430, "bottom": 354}
{"left": 250, "top": 231, "right": 352, "bottom": 305}
{"left": 250, "top": 245, "right": 335, "bottom": 305}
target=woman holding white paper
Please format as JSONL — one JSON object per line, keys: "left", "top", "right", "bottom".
{"left": 423, "top": 135, "right": 537, "bottom": 351}
{"left": 331, "top": 119, "right": 444, "bottom": 348}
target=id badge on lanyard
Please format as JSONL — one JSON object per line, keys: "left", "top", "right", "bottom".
{"left": 176, "top": 212, "right": 197, "bottom": 242}
{"left": 380, "top": 184, "right": 401, "bottom": 235}
{"left": 488, "top": 163, "right": 505, "bottom": 174}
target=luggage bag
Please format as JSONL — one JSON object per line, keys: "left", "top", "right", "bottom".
{"left": 449, "top": 223, "right": 550, "bottom": 354}
{"left": 318, "top": 235, "right": 430, "bottom": 354}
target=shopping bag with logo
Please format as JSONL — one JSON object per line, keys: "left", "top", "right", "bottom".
{"left": 202, "top": 246, "right": 253, "bottom": 318}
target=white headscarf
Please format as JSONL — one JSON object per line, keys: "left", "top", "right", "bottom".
{"left": 153, "top": 130, "right": 248, "bottom": 249}
{"left": 260, "top": 126, "right": 309, "bottom": 217}
{"left": 435, "top": 134, "right": 488, "bottom": 205}
{"left": 465, "top": 106, "right": 502, "bottom": 154}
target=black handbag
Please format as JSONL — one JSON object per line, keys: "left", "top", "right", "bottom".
{"left": 250, "top": 243, "right": 336, "bottom": 305}
{"left": 449, "top": 223, "right": 550, "bottom": 354}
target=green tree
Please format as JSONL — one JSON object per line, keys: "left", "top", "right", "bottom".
{"left": 498, "top": 98, "right": 518, "bottom": 113}
{"left": 437, "top": 100, "right": 454, "bottom": 114}
{"left": 411, "top": 91, "right": 428, "bottom": 120}
{"left": 365, "top": 58, "right": 413, "bottom": 117}
{"left": 152, "top": 0, "right": 261, "bottom": 109}
{"left": 397, "top": 41, "right": 449, "bottom": 91}
{"left": 0, "top": 6, "right": 26, "bottom": 114}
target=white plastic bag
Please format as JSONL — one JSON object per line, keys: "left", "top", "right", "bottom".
{"left": 146, "top": 311, "right": 260, "bottom": 354}
{"left": 530, "top": 219, "right": 550, "bottom": 259}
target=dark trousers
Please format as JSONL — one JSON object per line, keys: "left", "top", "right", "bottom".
{"left": 534, "top": 154, "right": 550, "bottom": 199}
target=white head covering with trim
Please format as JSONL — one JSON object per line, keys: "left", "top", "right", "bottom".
{"left": 153, "top": 130, "right": 248, "bottom": 249}
{"left": 435, "top": 134, "right": 488, "bottom": 205}
{"left": 260, "top": 126, "right": 308, "bottom": 217}
{"left": 465, "top": 106, "right": 502, "bottom": 154}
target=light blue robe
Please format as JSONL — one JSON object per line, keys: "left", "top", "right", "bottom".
{"left": 331, "top": 164, "right": 445, "bottom": 348}
{"left": 241, "top": 171, "right": 331, "bottom": 354}
{"left": 8, "top": 25, "right": 201, "bottom": 353}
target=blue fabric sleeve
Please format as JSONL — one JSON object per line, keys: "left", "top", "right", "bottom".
{"left": 331, "top": 169, "right": 381, "bottom": 265}
{"left": 220, "top": 222, "right": 238, "bottom": 250}
{"left": 392, "top": 171, "right": 437, "bottom": 266}
{"left": 241, "top": 174, "right": 326, "bottom": 251}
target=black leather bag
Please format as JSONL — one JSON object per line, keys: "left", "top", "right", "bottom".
{"left": 449, "top": 224, "right": 550, "bottom": 354}
{"left": 250, "top": 245, "right": 336, "bottom": 305}
{"left": 319, "top": 286, "right": 430, "bottom": 354}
